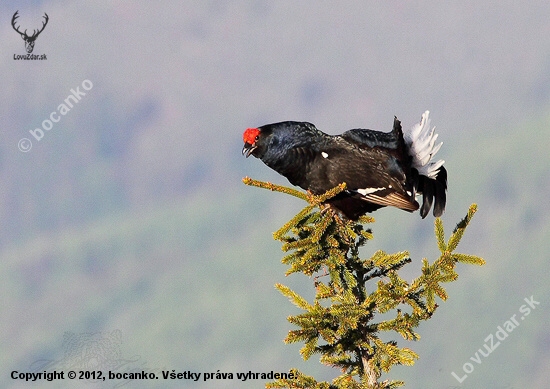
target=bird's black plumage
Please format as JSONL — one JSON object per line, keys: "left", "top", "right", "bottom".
{"left": 242, "top": 113, "right": 447, "bottom": 220}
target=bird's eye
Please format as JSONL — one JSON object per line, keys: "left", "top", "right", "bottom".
{"left": 255, "top": 135, "right": 259, "bottom": 141}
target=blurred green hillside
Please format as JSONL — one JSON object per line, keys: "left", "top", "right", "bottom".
{"left": 2, "top": 110, "right": 549, "bottom": 388}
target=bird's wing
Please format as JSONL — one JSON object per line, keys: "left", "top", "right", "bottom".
{"left": 354, "top": 188, "right": 419, "bottom": 212}
{"left": 340, "top": 117, "right": 404, "bottom": 151}
{"left": 310, "top": 145, "right": 418, "bottom": 212}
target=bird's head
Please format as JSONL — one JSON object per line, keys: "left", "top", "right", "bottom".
{"left": 242, "top": 123, "right": 289, "bottom": 160}
{"left": 242, "top": 127, "right": 263, "bottom": 158}
{"left": 242, "top": 121, "right": 321, "bottom": 161}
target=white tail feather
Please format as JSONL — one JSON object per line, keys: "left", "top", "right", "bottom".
{"left": 404, "top": 111, "right": 444, "bottom": 178}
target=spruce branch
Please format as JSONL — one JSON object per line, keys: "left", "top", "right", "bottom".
{"left": 243, "top": 178, "right": 483, "bottom": 389}
{"left": 243, "top": 176, "right": 310, "bottom": 201}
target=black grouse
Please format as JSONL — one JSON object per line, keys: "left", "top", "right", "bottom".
{"left": 242, "top": 111, "right": 447, "bottom": 220}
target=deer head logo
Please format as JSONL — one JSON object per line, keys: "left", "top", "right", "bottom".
{"left": 12, "top": 11, "right": 49, "bottom": 53}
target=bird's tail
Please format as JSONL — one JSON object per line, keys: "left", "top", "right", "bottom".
{"left": 404, "top": 111, "right": 447, "bottom": 218}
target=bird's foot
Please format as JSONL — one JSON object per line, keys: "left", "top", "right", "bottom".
{"left": 319, "top": 203, "right": 347, "bottom": 225}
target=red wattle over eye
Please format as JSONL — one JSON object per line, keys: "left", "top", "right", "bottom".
{"left": 243, "top": 128, "right": 260, "bottom": 144}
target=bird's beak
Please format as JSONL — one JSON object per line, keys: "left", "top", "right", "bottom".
{"left": 242, "top": 142, "right": 257, "bottom": 158}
